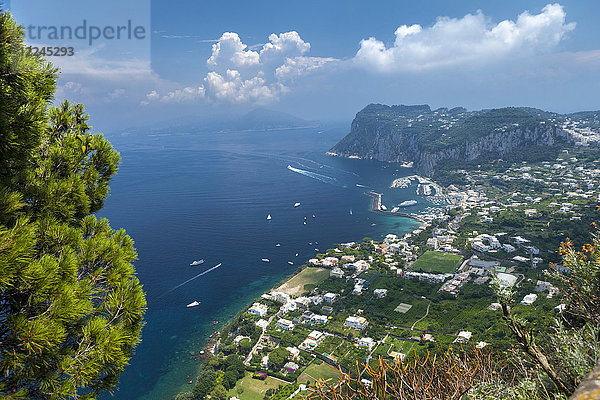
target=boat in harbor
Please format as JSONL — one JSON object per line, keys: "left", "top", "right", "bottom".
{"left": 186, "top": 301, "right": 200, "bottom": 308}
{"left": 262, "top": 258, "right": 270, "bottom": 262}
{"left": 190, "top": 259, "right": 205, "bottom": 266}
{"left": 398, "top": 200, "right": 417, "bottom": 207}
{"left": 266, "top": 214, "right": 272, "bottom": 220}
{"left": 294, "top": 202, "right": 301, "bottom": 207}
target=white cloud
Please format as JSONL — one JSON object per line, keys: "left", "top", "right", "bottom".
{"left": 354, "top": 3, "right": 575, "bottom": 72}
{"left": 105, "top": 88, "right": 126, "bottom": 102}
{"left": 145, "top": 31, "right": 337, "bottom": 105}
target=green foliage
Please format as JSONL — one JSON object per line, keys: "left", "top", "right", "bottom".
{"left": 268, "top": 347, "right": 290, "bottom": 371}
{"left": 0, "top": 10, "right": 145, "bottom": 399}
{"left": 209, "top": 384, "right": 228, "bottom": 400}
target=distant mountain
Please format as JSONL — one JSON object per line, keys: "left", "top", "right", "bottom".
{"left": 229, "top": 108, "right": 319, "bottom": 132}
{"left": 329, "top": 104, "right": 600, "bottom": 176}
{"left": 115, "top": 108, "right": 318, "bottom": 138}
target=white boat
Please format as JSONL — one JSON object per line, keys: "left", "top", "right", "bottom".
{"left": 391, "top": 207, "right": 400, "bottom": 213}
{"left": 295, "top": 253, "right": 299, "bottom": 257}
{"left": 312, "top": 214, "right": 316, "bottom": 218}
{"left": 275, "top": 243, "right": 281, "bottom": 247}
{"left": 187, "top": 301, "right": 200, "bottom": 308}
{"left": 288, "top": 261, "right": 294, "bottom": 265}
{"left": 398, "top": 200, "right": 417, "bottom": 207}
{"left": 350, "top": 210, "right": 353, "bottom": 215}
{"left": 266, "top": 214, "right": 272, "bottom": 220}
{"left": 294, "top": 202, "right": 301, "bottom": 208}
{"left": 190, "top": 259, "right": 205, "bottom": 266}
{"left": 303, "top": 221, "right": 306, "bottom": 225}
{"left": 380, "top": 205, "right": 387, "bottom": 211}
{"left": 314, "top": 248, "right": 319, "bottom": 252}
{"left": 262, "top": 258, "right": 270, "bottom": 262}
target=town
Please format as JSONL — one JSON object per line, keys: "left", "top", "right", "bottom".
{"left": 185, "top": 145, "right": 600, "bottom": 400}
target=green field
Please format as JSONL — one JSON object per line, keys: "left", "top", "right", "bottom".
{"left": 228, "top": 372, "right": 285, "bottom": 400}
{"left": 411, "top": 251, "right": 463, "bottom": 274}
{"left": 298, "top": 361, "right": 342, "bottom": 385}
{"left": 277, "top": 267, "right": 331, "bottom": 297}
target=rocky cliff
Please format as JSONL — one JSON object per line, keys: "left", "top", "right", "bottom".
{"left": 329, "top": 104, "right": 574, "bottom": 176}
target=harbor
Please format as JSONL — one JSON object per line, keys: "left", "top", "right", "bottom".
{"left": 365, "top": 191, "right": 424, "bottom": 222}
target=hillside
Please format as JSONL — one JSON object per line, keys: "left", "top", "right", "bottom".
{"left": 329, "top": 104, "right": 600, "bottom": 175}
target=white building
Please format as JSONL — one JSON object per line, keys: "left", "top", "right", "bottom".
{"left": 373, "top": 289, "right": 388, "bottom": 298}
{"left": 453, "top": 331, "right": 472, "bottom": 343}
{"left": 358, "top": 337, "right": 376, "bottom": 350}
{"left": 248, "top": 302, "right": 268, "bottom": 317}
{"left": 271, "top": 291, "right": 291, "bottom": 304}
{"left": 521, "top": 293, "right": 538, "bottom": 306}
{"left": 255, "top": 319, "right": 269, "bottom": 330}
{"left": 312, "top": 314, "right": 329, "bottom": 324}
{"left": 535, "top": 280, "right": 551, "bottom": 292}
{"left": 276, "top": 318, "right": 295, "bottom": 331}
{"left": 323, "top": 292, "right": 339, "bottom": 303}
{"left": 502, "top": 244, "right": 516, "bottom": 253}
{"left": 345, "top": 316, "right": 368, "bottom": 330}
{"left": 330, "top": 267, "right": 344, "bottom": 278}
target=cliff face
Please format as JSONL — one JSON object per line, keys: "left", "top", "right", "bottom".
{"left": 329, "top": 104, "right": 572, "bottom": 176}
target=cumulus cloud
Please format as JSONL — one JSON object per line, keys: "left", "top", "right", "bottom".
{"left": 354, "top": 3, "right": 575, "bottom": 72}
{"left": 144, "top": 31, "right": 337, "bottom": 105}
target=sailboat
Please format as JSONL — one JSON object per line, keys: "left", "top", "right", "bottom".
{"left": 266, "top": 214, "right": 272, "bottom": 220}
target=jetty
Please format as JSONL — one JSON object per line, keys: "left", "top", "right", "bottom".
{"left": 365, "top": 191, "right": 424, "bottom": 222}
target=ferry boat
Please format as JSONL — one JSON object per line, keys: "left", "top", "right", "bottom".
{"left": 398, "top": 200, "right": 417, "bottom": 207}
{"left": 190, "top": 259, "right": 205, "bottom": 266}
{"left": 187, "top": 301, "right": 200, "bottom": 308}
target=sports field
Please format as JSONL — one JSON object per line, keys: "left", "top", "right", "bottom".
{"left": 411, "top": 251, "right": 462, "bottom": 274}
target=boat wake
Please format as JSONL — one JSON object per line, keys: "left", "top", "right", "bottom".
{"left": 158, "top": 263, "right": 222, "bottom": 298}
{"left": 287, "top": 165, "right": 342, "bottom": 187}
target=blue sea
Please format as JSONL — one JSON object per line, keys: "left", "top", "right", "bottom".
{"left": 99, "top": 125, "right": 426, "bottom": 399}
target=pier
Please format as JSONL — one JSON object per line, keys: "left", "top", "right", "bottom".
{"left": 364, "top": 191, "right": 424, "bottom": 222}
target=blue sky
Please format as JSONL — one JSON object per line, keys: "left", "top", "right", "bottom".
{"left": 8, "top": 1, "right": 600, "bottom": 132}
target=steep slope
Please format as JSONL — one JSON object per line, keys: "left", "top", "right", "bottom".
{"left": 329, "top": 104, "right": 574, "bottom": 176}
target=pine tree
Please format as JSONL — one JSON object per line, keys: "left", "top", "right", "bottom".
{"left": 0, "top": 10, "right": 146, "bottom": 399}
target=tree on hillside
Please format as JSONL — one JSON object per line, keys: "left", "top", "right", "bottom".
{"left": 0, "top": 10, "right": 146, "bottom": 399}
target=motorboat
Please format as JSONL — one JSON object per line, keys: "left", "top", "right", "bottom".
{"left": 187, "top": 301, "right": 200, "bottom": 308}
{"left": 190, "top": 260, "right": 204, "bottom": 266}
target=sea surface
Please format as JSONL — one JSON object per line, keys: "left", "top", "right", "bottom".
{"left": 99, "top": 125, "right": 428, "bottom": 399}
